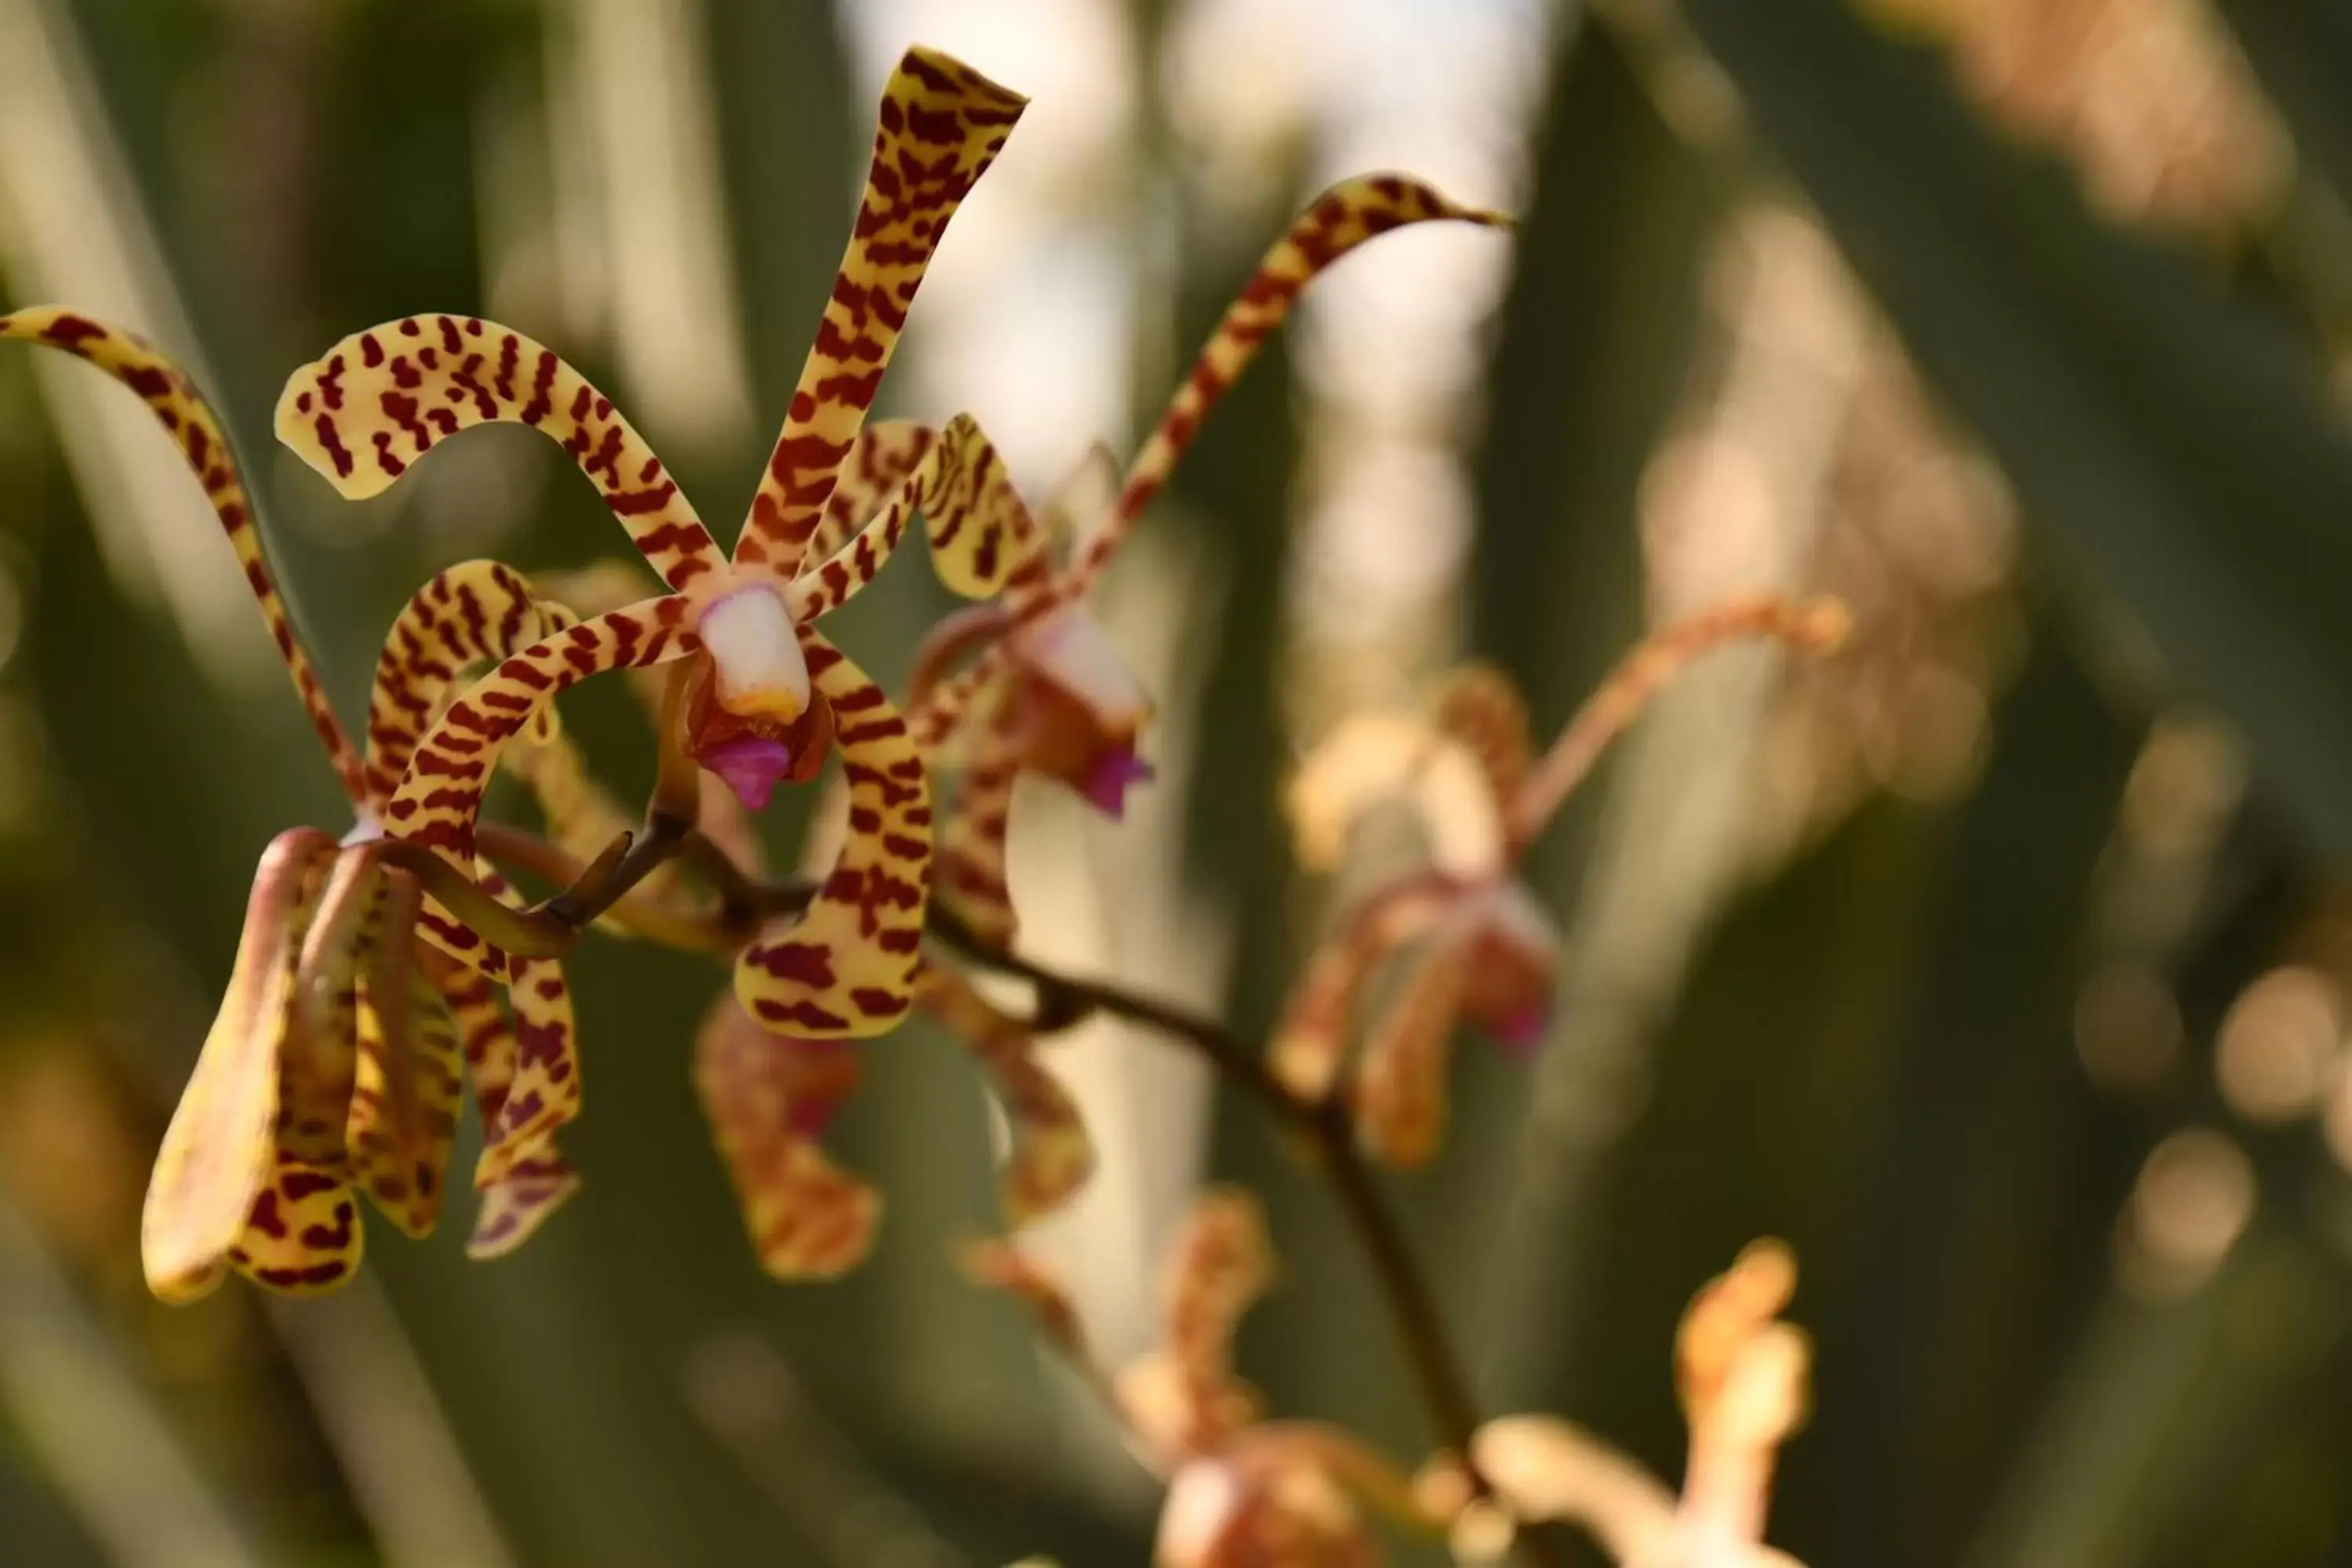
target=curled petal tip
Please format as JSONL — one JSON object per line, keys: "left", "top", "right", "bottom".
{"left": 1083, "top": 748, "right": 1156, "bottom": 818}
{"left": 702, "top": 737, "right": 794, "bottom": 811}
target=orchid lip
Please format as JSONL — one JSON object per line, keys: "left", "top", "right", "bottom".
{"left": 702, "top": 737, "right": 795, "bottom": 811}
{"left": 1488, "top": 1001, "right": 1554, "bottom": 1059}
{"left": 1080, "top": 748, "right": 1156, "bottom": 818}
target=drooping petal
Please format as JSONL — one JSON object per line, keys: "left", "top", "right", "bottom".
{"left": 1352, "top": 931, "right": 1473, "bottom": 1169}
{"left": 278, "top": 844, "right": 385, "bottom": 1167}
{"left": 1065, "top": 176, "right": 1508, "bottom": 596}
{"left": 474, "top": 951, "right": 583, "bottom": 1190}
{"left": 935, "top": 677, "right": 1023, "bottom": 947}
{"left": 229, "top": 1152, "right": 366, "bottom": 1297}
{"left": 2, "top": 309, "right": 370, "bottom": 804}
{"left": 782, "top": 412, "right": 1049, "bottom": 623}
{"left": 1268, "top": 873, "right": 1458, "bottom": 1101}
{"left": 345, "top": 873, "right": 463, "bottom": 1240}
{"left": 735, "top": 49, "right": 1026, "bottom": 577}
{"left": 274, "top": 318, "right": 726, "bottom": 595}
{"left": 421, "top": 949, "right": 580, "bottom": 1258}
{"left": 958, "top": 1238, "right": 1110, "bottom": 1390}
{"left": 801, "top": 419, "right": 938, "bottom": 567}
{"left": 365, "top": 560, "right": 579, "bottom": 805}
{"left": 735, "top": 630, "right": 930, "bottom": 1039}
{"left": 1116, "top": 1188, "right": 1273, "bottom": 1461}
{"left": 386, "top": 597, "right": 699, "bottom": 872}
{"left": 918, "top": 968, "right": 1094, "bottom": 1225}
{"left": 693, "top": 992, "right": 879, "bottom": 1279}
{"left": 141, "top": 828, "right": 338, "bottom": 1301}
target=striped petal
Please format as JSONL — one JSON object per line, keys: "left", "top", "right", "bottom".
{"left": 365, "top": 560, "right": 578, "bottom": 805}
{"left": 1268, "top": 874, "right": 1457, "bottom": 1101}
{"left": 274, "top": 318, "right": 726, "bottom": 595}
{"left": 423, "top": 951, "right": 580, "bottom": 1259}
{"left": 386, "top": 597, "right": 699, "bottom": 869}
{"left": 141, "top": 828, "right": 338, "bottom": 1301}
{"left": 345, "top": 873, "right": 463, "bottom": 1240}
{"left": 1118, "top": 1188, "right": 1273, "bottom": 1461}
{"left": 2, "top": 309, "right": 369, "bottom": 804}
{"left": 693, "top": 993, "right": 879, "bottom": 1279}
{"left": 1351, "top": 930, "right": 1473, "bottom": 1169}
{"left": 934, "top": 677, "right": 1022, "bottom": 947}
{"left": 735, "top": 48, "right": 1026, "bottom": 576}
{"left": 919, "top": 968, "right": 1094, "bottom": 1225}
{"left": 800, "top": 419, "right": 937, "bottom": 567}
{"left": 278, "top": 845, "right": 386, "bottom": 1167}
{"left": 735, "top": 631, "right": 929, "bottom": 1039}
{"left": 1431, "top": 664, "right": 1534, "bottom": 813}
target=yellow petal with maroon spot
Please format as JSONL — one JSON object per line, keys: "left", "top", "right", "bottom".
{"left": 2, "top": 309, "right": 370, "bottom": 805}
{"left": 800, "top": 419, "right": 937, "bottom": 567}
{"left": 465, "top": 1151, "right": 583, "bottom": 1261}
{"left": 274, "top": 318, "right": 726, "bottom": 596}
{"left": 693, "top": 993, "right": 878, "bottom": 1279}
{"left": 735, "top": 630, "right": 930, "bottom": 1040}
{"left": 278, "top": 845, "right": 385, "bottom": 1167}
{"left": 735, "top": 48, "right": 1026, "bottom": 577}
{"left": 1430, "top": 664, "right": 1534, "bottom": 814}
{"left": 475, "top": 951, "right": 581, "bottom": 1190}
{"left": 422, "top": 946, "right": 580, "bottom": 1258}
{"left": 347, "top": 873, "right": 463, "bottom": 1240}
{"left": 387, "top": 596, "right": 699, "bottom": 874}
{"left": 366, "top": 560, "right": 578, "bottom": 806}
{"left": 142, "top": 828, "right": 338, "bottom": 1302}
{"left": 918, "top": 968, "right": 1094, "bottom": 1225}
{"left": 229, "top": 1153, "right": 365, "bottom": 1296}
{"left": 1268, "top": 874, "right": 1457, "bottom": 1101}
{"left": 932, "top": 676, "right": 1022, "bottom": 947}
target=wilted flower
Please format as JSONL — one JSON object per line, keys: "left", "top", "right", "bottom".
{"left": 967, "top": 1190, "right": 1432, "bottom": 1566}
{"left": 1276, "top": 598, "right": 1851, "bottom": 1165}
{"left": 1, "top": 310, "right": 605, "bottom": 1295}
{"left": 904, "top": 176, "right": 1512, "bottom": 949}
{"left": 274, "top": 47, "right": 1037, "bottom": 1045}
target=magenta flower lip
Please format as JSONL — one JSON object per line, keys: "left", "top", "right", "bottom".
{"left": 1082, "top": 747, "right": 1156, "bottom": 818}
{"left": 701, "top": 736, "right": 795, "bottom": 811}
{"left": 1487, "top": 1000, "right": 1553, "bottom": 1059}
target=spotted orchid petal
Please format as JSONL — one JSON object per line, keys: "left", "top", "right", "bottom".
{"left": 475, "top": 949, "right": 582, "bottom": 1192}
{"left": 1351, "top": 929, "right": 1474, "bottom": 1170}
{"left": 1156, "top": 1433, "right": 1385, "bottom": 1568}
{"left": 345, "top": 873, "right": 463, "bottom": 1240}
{"left": 2, "top": 309, "right": 370, "bottom": 804}
{"left": 275, "top": 318, "right": 726, "bottom": 596}
{"left": 365, "top": 560, "right": 578, "bottom": 804}
{"left": 734, "top": 49, "right": 1026, "bottom": 578}
{"left": 918, "top": 968, "right": 1094, "bottom": 1225}
{"left": 278, "top": 845, "right": 386, "bottom": 1167}
{"left": 800, "top": 419, "right": 938, "bottom": 568}
{"left": 423, "top": 952, "right": 580, "bottom": 1259}
{"left": 1268, "top": 873, "right": 1458, "bottom": 1102}
{"left": 735, "top": 630, "right": 930, "bottom": 1040}
{"left": 1116, "top": 1188, "right": 1275, "bottom": 1461}
{"left": 693, "top": 992, "right": 878, "bottom": 1279}
{"left": 141, "top": 828, "right": 337, "bottom": 1301}
{"left": 934, "top": 676, "right": 1022, "bottom": 947}
{"left": 387, "top": 597, "right": 700, "bottom": 870}
{"left": 1432, "top": 665, "right": 1534, "bottom": 815}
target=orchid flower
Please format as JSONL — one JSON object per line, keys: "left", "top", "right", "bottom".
{"left": 0, "top": 310, "right": 602, "bottom": 1296}
{"left": 967, "top": 1190, "right": 1432, "bottom": 1566}
{"left": 898, "top": 176, "right": 1512, "bottom": 950}
{"left": 272, "top": 47, "right": 1033, "bottom": 1054}
{"left": 1274, "top": 597, "right": 1853, "bottom": 1166}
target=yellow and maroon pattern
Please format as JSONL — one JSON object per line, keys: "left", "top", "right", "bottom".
{"left": 801, "top": 419, "right": 937, "bottom": 567}
{"left": 346, "top": 872, "right": 463, "bottom": 1240}
{"left": 918, "top": 968, "right": 1093, "bottom": 1225}
{"left": 365, "top": 560, "right": 576, "bottom": 803}
{"left": 2, "top": 308, "right": 371, "bottom": 804}
{"left": 1267, "top": 873, "right": 1457, "bottom": 1102}
{"left": 1432, "top": 664, "right": 1534, "bottom": 813}
{"left": 931, "top": 678, "right": 1023, "bottom": 946}
{"left": 1350, "top": 932, "right": 1474, "bottom": 1169}
{"left": 274, "top": 318, "right": 727, "bottom": 596}
{"left": 735, "top": 48, "right": 1026, "bottom": 577}
{"left": 423, "top": 949, "right": 581, "bottom": 1260}
{"left": 386, "top": 597, "right": 700, "bottom": 869}
{"left": 693, "top": 993, "right": 880, "bottom": 1279}
{"left": 735, "top": 630, "right": 930, "bottom": 1037}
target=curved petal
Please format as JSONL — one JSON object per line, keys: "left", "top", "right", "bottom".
{"left": 366, "top": 560, "right": 578, "bottom": 806}
{"left": 346, "top": 873, "right": 463, "bottom": 1240}
{"left": 800, "top": 419, "right": 937, "bottom": 567}
{"left": 386, "top": 596, "right": 699, "bottom": 869}
{"left": 933, "top": 677, "right": 1022, "bottom": 947}
{"left": 735, "top": 630, "right": 930, "bottom": 1039}
{"left": 420, "top": 949, "right": 581, "bottom": 1258}
{"left": 2, "top": 309, "right": 369, "bottom": 804}
{"left": 918, "top": 968, "right": 1094, "bottom": 1225}
{"left": 1268, "top": 873, "right": 1457, "bottom": 1101}
{"left": 274, "top": 318, "right": 725, "bottom": 595}
{"left": 474, "top": 949, "right": 581, "bottom": 1189}
{"left": 694, "top": 992, "right": 879, "bottom": 1279}
{"left": 1431, "top": 664, "right": 1534, "bottom": 815}
{"left": 1065, "top": 176, "right": 1508, "bottom": 595}
{"left": 735, "top": 48, "right": 1026, "bottom": 577}
{"left": 1352, "top": 928, "right": 1474, "bottom": 1168}
{"left": 278, "top": 844, "right": 385, "bottom": 1166}
{"left": 141, "top": 828, "right": 338, "bottom": 1301}
{"left": 229, "top": 1152, "right": 365, "bottom": 1296}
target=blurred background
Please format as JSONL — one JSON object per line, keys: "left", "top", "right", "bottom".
{"left": 2, "top": 0, "right": 2351, "bottom": 1563}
